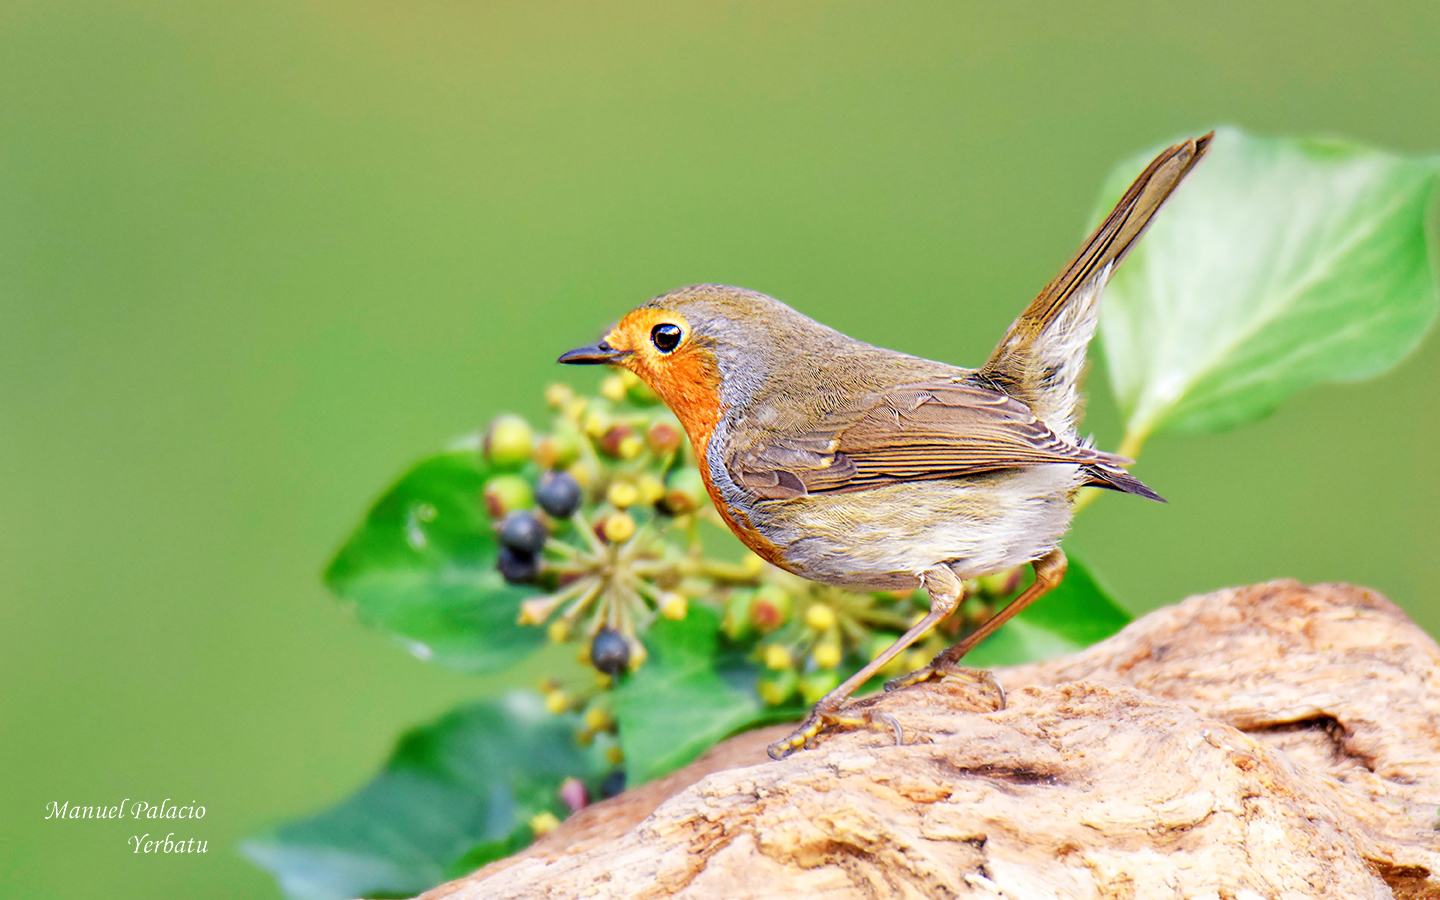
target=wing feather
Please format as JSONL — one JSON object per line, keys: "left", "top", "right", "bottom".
{"left": 733, "top": 379, "right": 1128, "bottom": 499}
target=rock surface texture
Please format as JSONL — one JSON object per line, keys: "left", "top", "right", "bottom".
{"left": 420, "top": 581, "right": 1440, "bottom": 899}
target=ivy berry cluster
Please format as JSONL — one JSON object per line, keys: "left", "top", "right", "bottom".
{"left": 477, "top": 375, "right": 1027, "bottom": 721}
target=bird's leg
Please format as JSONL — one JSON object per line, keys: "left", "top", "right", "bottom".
{"left": 767, "top": 565, "right": 965, "bottom": 760}
{"left": 885, "top": 548, "right": 1068, "bottom": 695}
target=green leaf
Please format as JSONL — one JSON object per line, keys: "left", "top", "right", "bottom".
{"left": 964, "top": 554, "right": 1130, "bottom": 668}
{"left": 242, "top": 692, "right": 604, "bottom": 900}
{"left": 1096, "top": 127, "right": 1440, "bottom": 441}
{"left": 324, "top": 447, "right": 544, "bottom": 673}
{"left": 612, "top": 606, "right": 794, "bottom": 784}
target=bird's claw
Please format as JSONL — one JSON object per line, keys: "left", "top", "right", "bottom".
{"left": 767, "top": 703, "right": 910, "bottom": 759}
{"left": 884, "top": 663, "right": 1007, "bottom": 710}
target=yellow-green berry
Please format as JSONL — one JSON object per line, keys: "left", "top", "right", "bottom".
{"left": 763, "top": 644, "right": 794, "bottom": 671}
{"left": 804, "top": 604, "right": 837, "bottom": 632}
{"left": 483, "top": 474, "right": 534, "bottom": 519}
{"left": 812, "top": 639, "right": 843, "bottom": 670}
{"left": 636, "top": 474, "right": 666, "bottom": 505}
{"left": 627, "top": 639, "right": 647, "bottom": 671}
{"left": 658, "top": 592, "right": 689, "bottom": 620}
{"left": 600, "top": 374, "right": 628, "bottom": 403}
{"left": 601, "top": 511, "right": 636, "bottom": 544}
{"left": 583, "top": 707, "right": 611, "bottom": 732}
{"left": 544, "top": 383, "right": 574, "bottom": 409}
{"left": 607, "top": 480, "right": 640, "bottom": 509}
{"left": 584, "top": 410, "right": 609, "bottom": 438}
{"left": 529, "top": 811, "right": 561, "bottom": 835}
{"left": 484, "top": 414, "right": 534, "bottom": 469}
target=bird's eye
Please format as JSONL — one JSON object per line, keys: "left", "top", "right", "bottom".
{"left": 650, "top": 323, "right": 683, "bottom": 353}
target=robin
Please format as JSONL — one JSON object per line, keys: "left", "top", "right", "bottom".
{"left": 560, "top": 134, "right": 1212, "bottom": 759}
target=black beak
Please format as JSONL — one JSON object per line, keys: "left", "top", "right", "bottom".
{"left": 557, "top": 340, "right": 631, "bottom": 365}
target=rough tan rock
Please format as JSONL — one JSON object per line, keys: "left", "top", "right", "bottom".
{"left": 421, "top": 581, "right": 1440, "bottom": 899}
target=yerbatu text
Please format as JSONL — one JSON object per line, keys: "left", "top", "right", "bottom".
{"left": 129, "top": 833, "right": 207, "bottom": 854}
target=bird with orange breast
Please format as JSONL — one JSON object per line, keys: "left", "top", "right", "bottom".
{"left": 561, "top": 134, "right": 1211, "bottom": 759}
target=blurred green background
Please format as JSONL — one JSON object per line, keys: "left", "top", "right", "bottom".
{"left": 3, "top": 2, "right": 1438, "bottom": 897}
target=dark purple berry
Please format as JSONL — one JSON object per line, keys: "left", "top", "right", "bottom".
{"left": 498, "top": 510, "right": 548, "bottom": 554}
{"left": 599, "top": 769, "right": 626, "bottom": 799}
{"left": 496, "top": 545, "right": 540, "bottom": 584}
{"left": 590, "top": 628, "right": 630, "bottom": 675}
{"left": 536, "top": 470, "right": 583, "bottom": 519}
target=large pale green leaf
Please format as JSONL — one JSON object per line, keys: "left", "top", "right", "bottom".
{"left": 963, "top": 553, "right": 1130, "bottom": 668}
{"left": 324, "top": 447, "right": 544, "bottom": 673}
{"left": 242, "top": 692, "right": 605, "bottom": 900}
{"left": 1097, "top": 127, "right": 1440, "bottom": 440}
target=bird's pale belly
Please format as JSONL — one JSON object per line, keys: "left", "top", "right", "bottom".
{"left": 732, "top": 465, "right": 1082, "bottom": 590}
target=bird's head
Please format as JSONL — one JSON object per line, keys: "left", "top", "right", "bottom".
{"left": 558, "top": 284, "right": 807, "bottom": 447}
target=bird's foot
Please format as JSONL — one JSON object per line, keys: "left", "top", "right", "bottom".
{"left": 766, "top": 700, "right": 907, "bottom": 760}
{"left": 883, "top": 663, "right": 1007, "bottom": 710}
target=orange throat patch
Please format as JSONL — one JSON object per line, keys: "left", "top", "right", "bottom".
{"left": 604, "top": 308, "right": 788, "bottom": 569}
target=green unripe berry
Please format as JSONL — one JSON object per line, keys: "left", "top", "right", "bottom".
{"left": 978, "top": 567, "right": 1023, "bottom": 598}
{"left": 484, "top": 414, "right": 534, "bottom": 469}
{"left": 483, "top": 474, "right": 534, "bottom": 519}
{"left": 721, "top": 589, "right": 756, "bottom": 641}
{"left": 661, "top": 466, "right": 707, "bottom": 514}
{"left": 749, "top": 584, "right": 793, "bottom": 633}
{"left": 533, "top": 432, "right": 582, "bottom": 469}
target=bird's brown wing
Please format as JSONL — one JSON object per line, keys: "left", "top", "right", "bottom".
{"left": 732, "top": 379, "right": 1128, "bottom": 500}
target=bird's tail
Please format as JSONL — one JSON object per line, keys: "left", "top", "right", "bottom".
{"left": 981, "top": 133, "right": 1212, "bottom": 439}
